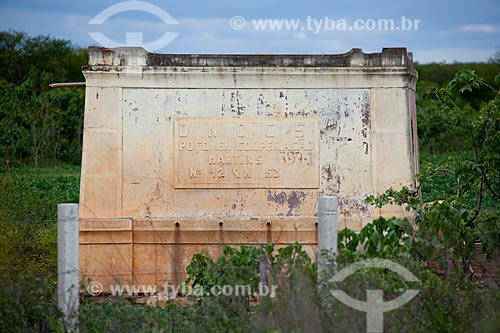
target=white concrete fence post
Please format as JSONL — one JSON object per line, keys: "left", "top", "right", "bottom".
{"left": 317, "top": 196, "right": 338, "bottom": 275}
{"left": 57, "top": 203, "right": 79, "bottom": 330}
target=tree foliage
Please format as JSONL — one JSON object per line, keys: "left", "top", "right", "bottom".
{"left": 364, "top": 69, "right": 500, "bottom": 284}
{"left": 415, "top": 60, "right": 500, "bottom": 154}
{"left": 0, "top": 31, "right": 87, "bottom": 169}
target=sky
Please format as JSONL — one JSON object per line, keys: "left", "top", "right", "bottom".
{"left": 0, "top": 0, "right": 499, "bottom": 63}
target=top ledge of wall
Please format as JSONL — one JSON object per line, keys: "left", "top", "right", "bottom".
{"left": 86, "top": 46, "right": 414, "bottom": 69}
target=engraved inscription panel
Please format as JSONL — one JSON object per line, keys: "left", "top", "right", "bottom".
{"left": 174, "top": 118, "right": 319, "bottom": 188}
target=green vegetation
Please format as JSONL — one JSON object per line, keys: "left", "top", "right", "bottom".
{"left": 0, "top": 165, "right": 80, "bottom": 332}
{"left": 415, "top": 62, "right": 500, "bottom": 154}
{"left": 0, "top": 31, "right": 86, "bottom": 168}
{"left": 0, "top": 30, "right": 499, "bottom": 332}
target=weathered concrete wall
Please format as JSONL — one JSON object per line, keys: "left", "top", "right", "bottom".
{"left": 80, "top": 47, "right": 418, "bottom": 289}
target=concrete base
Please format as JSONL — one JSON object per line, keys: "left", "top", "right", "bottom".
{"left": 79, "top": 47, "right": 418, "bottom": 289}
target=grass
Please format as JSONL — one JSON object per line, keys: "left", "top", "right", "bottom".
{"left": 0, "top": 164, "right": 80, "bottom": 223}
{"left": 0, "top": 164, "right": 80, "bottom": 274}
{"left": 0, "top": 165, "right": 80, "bottom": 332}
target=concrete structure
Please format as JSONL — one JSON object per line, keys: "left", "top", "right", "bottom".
{"left": 317, "top": 196, "right": 338, "bottom": 274}
{"left": 58, "top": 203, "right": 79, "bottom": 329}
{"left": 79, "top": 47, "right": 418, "bottom": 289}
